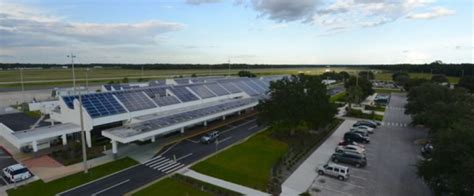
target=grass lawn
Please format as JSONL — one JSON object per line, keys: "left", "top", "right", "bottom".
{"left": 133, "top": 177, "right": 212, "bottom": 196}
{"left": 374, "top": 88, "right": 402, "bottom": 94}
{"left": 330, "top": 92, "right": 346, "bottom": 103}
{"left": 191, "top": 130, "right": 288, "bottom": 192}
{"left": 7, "top": 158, "right": 138, "bottom": 196}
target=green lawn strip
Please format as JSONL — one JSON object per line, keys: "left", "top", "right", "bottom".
{"left": 7, "top": 157, "right": 138, "bottom": 196}
{"left": 374, "top": 88, "right": 402, "bottom": 94}
{"left": 133, "top": 177, "right": 212, "bottom": 196}
{"left": 345, "top": 109, "right": 384, "bottom": 121}
{"left": 330, "top": 92, "right": 346, "bottom": 103}
{"left": 364, "top": 105, "right": 386, "bottom": 112}
{"left": 191, "top": 130, "right": 288, "bottom": 192}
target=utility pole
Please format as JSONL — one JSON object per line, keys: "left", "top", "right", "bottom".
{"left": 79, "top": 89, "right": 88, "bottom": 174}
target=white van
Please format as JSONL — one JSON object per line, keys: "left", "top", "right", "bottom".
{"left": 2, "top": 164, "right": 32, "bottom": 183}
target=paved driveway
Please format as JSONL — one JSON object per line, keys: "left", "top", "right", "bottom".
{"left": 309, "top": 93, "right": 432, "bottom": 196}
{"left": 0, "top": 147, "right": 18, "bottom": 186}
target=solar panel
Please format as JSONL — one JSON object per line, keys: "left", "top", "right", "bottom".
{"left": 251, "top": 79, "right": 269, "bottom": 90}
{"left": 189, "top": 85, "right": 216, "bottom": 99}
{"left": 143, "top": 86, "right": 169, "bottom": 98}
{"left": 244, "top": 80, "right": 266, "bottom": 93}
{"left": 175, "top": 79, "right": 189, "bottom": 84}
{"left": 111, "top": 84, "right": 121, "bottom": 91}
{"left": 234, "top": 81, "right": 259, "bottom": 96}
{"left": 154, "top": 96, "right": 181, "bottom": 106}
{"left": 170, "top": 86, "right": 199, "bottom": 102}
{"left": 67, "top": 93, "right": 127, "bottom": 118}
{"left": 219, "top": 82, "right": 243, "bottom": 93}
{"left": 103, "top": 85, "right": 112, "bottom": 91}
{"left": 205, "top": 83, "right": 230, "bottom": 96}
{"left": 113, "top": 91, "right": 156, "bottom": 112}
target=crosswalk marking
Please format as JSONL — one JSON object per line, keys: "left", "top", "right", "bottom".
{"left": 383, "top": 122, "right": 408, "bottom": 127}
{"left": 144, "top": 156, "right": 186, "bottom": 174}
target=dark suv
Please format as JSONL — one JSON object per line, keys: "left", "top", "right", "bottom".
{"left": 332, "top": 152, "right": 367, "bottom": 168}
{"left": 344, "top": 132, "right": 370, "bottom": 144}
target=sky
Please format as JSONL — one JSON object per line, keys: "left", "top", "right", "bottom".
{"left": 0, "top": 0, "right": 472, "bottom": 64}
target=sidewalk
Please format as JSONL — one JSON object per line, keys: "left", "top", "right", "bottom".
{"left": 180, "top": 169, "right": 270, "bottom": 196}
{"left": 281, "top": 120, "right": 356, "bottom": 195}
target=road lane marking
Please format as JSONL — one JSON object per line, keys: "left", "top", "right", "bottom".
{"left": 158, "top": 141, "right": 181, "bottom": 157}
{"left": 145, "top": 157, "right": 165, "bottom": 166}
{"left": 248, "top": 125, "right": 258, "bottom": 130}
{"left": 91, "top": 179, "right": 130, "bottom": 196}
{"left": 176, "top": 153, "right": 193, "bottom": 161}
{"left": 186, "top": 139, "right": 200, "bottom": 143}
{"left": 218, "top": 136, "right": 232, "bottom": 143}
{"left": 164, "top": 164, "right": 185, "bottom": 174}
{"left": 143, "top": 156, "right": 162, "bottom": 165}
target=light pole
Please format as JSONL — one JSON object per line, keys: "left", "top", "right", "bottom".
{"left": 227, "top": 59, "right": 231, "bottom": 77}
{"left": 19, "top": 67, "right": 25, "bottom": 103}
{"left": 67, "top": 53, "right": 77, "bottom": 92}
{"left": 85, "top": 68, "right": 90, "bottom": 90}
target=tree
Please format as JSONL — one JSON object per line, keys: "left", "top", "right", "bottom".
{"left": 191, "top": 73, "right": 197, "bottom": 77}
{"left": 321, "top": 71, "right": 341, "bottom": 81}
{"left": 237, "top": 70, "right": 256, "bottom": 78}
{"left": 338, "top": 71, "right": 350, "bottom": 82}
{"left": 431, "top": 74, "right": 449, "bottom": 84}
{"left": 403, "top": 78, "right": 429, "bottom": 91}
{"left": 358, "top": 71, "right": 374, "bottom": 80}
{"left": 122, "top": 77, "right": 129, "bottom": 83}
{"left": 257, "top": 74, "right": 337, "bottom": 135}
{"left": 392, "top": 72, "right": 410, "bottom": 85}
{"left": 457, "top": 76, "right": 474, "bottom": 93}
{"left": 344, "top": 76, "right": 374, "bottom": 99}
{"left": 345, "top": 86, "right": 363, "bottom": 112}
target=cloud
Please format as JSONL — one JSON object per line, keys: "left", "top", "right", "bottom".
{"left": 0, "top": 3, "right": 186, "bottom": 48}
{"left": 267, "top": 23, "right": 288, "bottom": 30}
{"left": 250, "top": 0, "right": 320, "bottom": 22}
{"left": 406, "top": 7, "right": 455, "bottom": 20}
{"left": 185, "top": 0, "right": 222, "bottom": 5}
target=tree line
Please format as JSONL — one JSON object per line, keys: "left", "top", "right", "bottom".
{"left": 403, "top": 77, "right": 474, "bottom": 195}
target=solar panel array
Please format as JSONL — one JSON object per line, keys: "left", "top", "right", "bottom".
{"left": 175, "top": 79, "right": 190, "bottom": 84}
{"left": 170, "top": 86, "right": 199, "bottom": 102}
{"left": 117, "top": 98, "right": 257, "bottom": 137}
{"left": 205, "top": 83, "right": 230, "bottom": 96}
{"left": 63, "top": 76, "right": 283, "bottom": 119}
{"left": 154, "top": 96, "right": 181, "bottom": 106}
{"left": 188, "top": 85, "right": 216, "bottom": 99}
{"left": 113, "top": 91, "right": 157, "bottom": 112}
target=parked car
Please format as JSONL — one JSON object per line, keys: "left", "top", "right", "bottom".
{"left": 332, "top": 152, "right": 367, "bottom": 168}
{"left": 344, "top": 132, "right": 370, "bottom": 144}
{"left": 352, "top": 125, "right": 374, "bottom": 134}
{"left": 336, "top": 144, "right": 366, "bottom": 155}
{"left": 353, "top": 120, "right": 379, "bottom": 128}
{"left": 200, "top": 131, "right": 220, "bottom": 144}
{"left": 2, "top": 164, "right": 32, "bottom": 183}
{"left": 316, "top": 163, "right": 350, "bottom": 181}
{"left": 338, "top": 140, "right": 365, "bottom": 148}
{"left": 349, "top": 128, "right": 370, "bottom": 137}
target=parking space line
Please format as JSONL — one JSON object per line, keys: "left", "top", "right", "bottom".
{"left": 1, "top": 176, "right": 9, "bottom": 185}
{"left": 339, "top": 181, "right": 364, "bottom": 189}
{"left": 91, "top": 179, "right": 130, "bottom": 196}
{"left": 313, "top": 185, "right": 353, "bottom": 196}
{"left": 350, "top": 174, "right": 367, "bottom": 181}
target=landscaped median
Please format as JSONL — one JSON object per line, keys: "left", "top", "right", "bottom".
{"left": 7, "top": 157, "right": 138, "bottom": 196}
{"left": 191, "top": 130, "right": 288, "bottom": 192}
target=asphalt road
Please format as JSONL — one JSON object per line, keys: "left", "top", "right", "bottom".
{"left": 310, "top": 93, "right": 432, "bottom": 196}
{"left": 59, "top": 117, "right": 263, "bottom": 196}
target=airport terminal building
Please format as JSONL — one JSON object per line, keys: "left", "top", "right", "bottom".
{"left": 0, "top": 76, "right": 283, "bottom": 155}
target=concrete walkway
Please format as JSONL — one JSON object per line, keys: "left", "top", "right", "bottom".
{"left": 281, "top": 120, "right": 356, "bottom": 195}
{"left": 180, "top": 169, "right": 270, "bottom": 196}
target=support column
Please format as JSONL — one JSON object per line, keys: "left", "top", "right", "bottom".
{"left": 62, "top": 134, "right": 67, "bottom": 146}
{"left": 111, "top": 140, "right": 118, "bottom": 158}
{"left": 237, "top": 111, "right": 241, "bottom": 116}
{"left": 180, "top": 127, "right": 184, "bottom": 134}
{"left": 203, "top": 121, "right": 207, "bottom": 126}
{"left": 85, "top": 130, "right": 92, "bottom": 148}
{"left": 32, "top": 140, "right": 38, "bottom": 152}
{"left": 222, "top": 115, "right": 226, "bottom": 120}
{"left": 151, "top": 136, "right": 155, "bottom": 143}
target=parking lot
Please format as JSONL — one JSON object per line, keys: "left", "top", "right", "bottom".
{"left": 309, "top": 93, "right": 432, "bottom": 196}
{"left": 0, "top": 146, "right": 18, "bottom": 186}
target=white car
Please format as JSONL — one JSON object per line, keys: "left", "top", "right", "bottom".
{"left": 317, "top": 163, "right": 350, "bottom": 181}
{"left": 336, "top": 144, "right": 366, "bottom": 155}
{"left": 2, "top": 164, "right": 32, "bottom": 183}
{"left": 354, "top": 125, "right": 374, "bottom": 134}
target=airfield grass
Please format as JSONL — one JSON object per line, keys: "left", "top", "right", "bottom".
{"left": 191, "top": 130, "right": 288, "bottom": 192}
{"left": 374, "top": 72, "right": 459, "bottom": 83}
{"left": 7, "top": 158, "right": 138, "bottom": 196}
{"left": 133, "top": 177, "right": 212, "bottom": 196}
